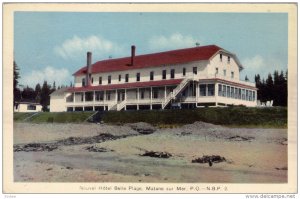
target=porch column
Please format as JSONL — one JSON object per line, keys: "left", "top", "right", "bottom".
{"left": 104, "top": 90, "right": 106, "bottom": 109}
{"left": 137, "top": 88, "right": 140, "bottom": 110}
{"left": 124, "top": 89, "right": 127, "bottom": 111}
{"left": 150, "top": 87, "right": 153, "bottom": 110}
{"left": 83, "top": 92, "right": 85, "bottom": 111}
{"left": 93, "top": 91, "right": 96, "bottom": 111}
{"left": 164, "top": 86, "right": 167, "bottom": 102}
{"left": 196, "top": 82, "right": 199, "bottom": 102}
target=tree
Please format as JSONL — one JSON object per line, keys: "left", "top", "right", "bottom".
{"left": 13, "top": 61, "right": 21, "bottom": 106}
{"left": 21, "top": 86, "right": 35, "bottom": 100}
{"left": 35, "top": 83, "right": 42, "bottom": 103}
{"left": 245, "top": 75, "right": 249, "bottom": 81}
{"left": 265, "top": 73, "right": 274, "bottom": 101}
{"left": 40, "top": 81, "right": 51, "bottom": 111}
{"left": 52, "top": 81, "right": 56, "bottom": 91}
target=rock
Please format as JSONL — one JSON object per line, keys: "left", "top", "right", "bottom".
{"left": 127, "top": 122, "right": 156, "bottom": 134}
{"left": 85, "top": 146, "right": 114, "bottom": 152}
{"left": 140, "top": 151, "right": 172, "bottom": 158}
{"left": 192, "top": 155, "right": 226, "bottom": 165}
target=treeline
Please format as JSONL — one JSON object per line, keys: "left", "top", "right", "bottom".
{"left": 13, "top": 61, "right": 70, "bottom": 111}
{"left": 254, "top": 70, "right": 287, "bottom": 106}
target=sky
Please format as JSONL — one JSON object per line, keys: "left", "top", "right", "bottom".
{"left": 14, "top": 12, "right": 288, "bottom": 88}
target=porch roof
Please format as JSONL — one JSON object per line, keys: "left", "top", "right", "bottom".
{"left": 67, "top": 79, "right": 183, "bottom": 92}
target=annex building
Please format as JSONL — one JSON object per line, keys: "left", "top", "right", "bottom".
{"left": 50, "top": 45, "right": 257, "bottom": 112}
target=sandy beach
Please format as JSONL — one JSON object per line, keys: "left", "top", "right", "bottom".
{"left": 13, "top": 122, "right": 287, "bottom": 183}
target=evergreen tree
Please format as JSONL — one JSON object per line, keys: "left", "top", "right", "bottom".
{"left": 40, "top": 81, "right": 51, "bottom": 111}
{"left": 35, "top": 83, "right": 42, "bottom": 103}
{"left": 21, "top": 86, "right": 35, "bottom": 100}
{"left": 13, "top": 61, "right": 21, "bottom": 106}
{"left": 265, "top": 73, "right": 274, "bottom": 101}
{"left": 245, "top": 75, "right": 249, "bottom": 81}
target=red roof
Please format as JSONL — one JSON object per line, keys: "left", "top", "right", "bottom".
{"left": 73, "top": 45, "right": 222, "bottom": 76}
{"left": 67, "top": 79, "right": 183, "bottom": 92}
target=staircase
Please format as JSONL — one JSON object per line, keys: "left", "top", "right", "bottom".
{"left": 108, "top": 103, "right": 117, "bottom": 111}
{"left": 117, "top": 100, "right": 127, "bottom": 111}
{"left": 162, "top": 78, "right": 191, "bottom": 109}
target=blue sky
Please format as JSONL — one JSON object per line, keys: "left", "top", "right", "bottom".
{"left": 14, "top": 12, "right": 288, "bottom": 87}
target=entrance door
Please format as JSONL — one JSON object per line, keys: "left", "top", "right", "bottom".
{"left": 118, "top": 90, "right": 125, "bottom": 101}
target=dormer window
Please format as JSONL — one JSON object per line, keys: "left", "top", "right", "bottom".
{"left": 136, "top": 73, "right": 140, "bottom": 82}
{"left": 228, "top": 56, "right": 230, "bottom": 63}
{"left": 82, "top": 78, "right": 85, "bottom": 87}
{"left": 220, "top": 54, "right": 223, "bottom": 62}
{"left": 108, "top": 75, "right": 111, "bottom": 84}
{"left": 99, "top": 76, "right": 102, "bottom": 85}
{"left": 119, "top": 74, "right": 121, "bottom": 82}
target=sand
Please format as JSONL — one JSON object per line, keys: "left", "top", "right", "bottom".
{"left": 13, "top": 122, "right": 287, "bottom": 183}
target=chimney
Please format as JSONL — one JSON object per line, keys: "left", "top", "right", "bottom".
{"left": 86, "top": 52, "right": 92, "bottom": 86}
{"left": 131, "top": 45, "right": 136, "bottom": 66}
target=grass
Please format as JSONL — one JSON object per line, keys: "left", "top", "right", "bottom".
{"left": 13, "top": 107, "right": 287, "bottom": 128}
{"left": 102, "top": 107, "right": 287, "bottom": 128}
{"left": 14, "top": 113, "right": 37, "bottom": 122}
{"left": 14, "top": 112, "right": 96, "bottom": 123}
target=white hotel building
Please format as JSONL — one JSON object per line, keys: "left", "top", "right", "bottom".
{"left": 50, "top": 45, "right": 257, "bottom": 112}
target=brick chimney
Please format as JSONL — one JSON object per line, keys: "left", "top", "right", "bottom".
{"left": 86, "top": 52, "right": 92, "bottom": 86}
{"left": 131, "top": 45, "right": 136, "bottom": 66}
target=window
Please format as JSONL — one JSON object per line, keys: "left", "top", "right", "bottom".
{"left": 231, "top": 71, "right": 234, "bottom": 78}
{"left": 193, "top": 67, "right": 197, "bottom": 75}
{"left": 106, "top": 91, "right": 111, "bottom": 101}
{"left": 235, "top": 88, "right": 238, "bottom": 99}
{"left": 242, "top": 89, "right": 245, "bottom": 100}
{"left": 108, "top": 75, "right": 111, "bottom": 84}
{"left": 95, "top": 91, "right": 104, "bottom": 101}
{"left": 150, "top": 71, "right": 154, "bottom": 81}
{"left": 162, "top": 70, "right": 166, "bottom": 79}
{"left": 82, "top": 78, "right": 85, "bottom": 87}
{"left": 136, "top": 73, "right": 140, "bottom": 82}
{"left": 153, "top": 88, "right": 158, "bottom": 99}
{"left": 85, "top": 92, "right": 93, "bottom": 101}
{"left": 230, "top": 87, "right": 234, "bottom": 98}
{"left": 216, "top": 67, "right": 219, "bottom": 75}
{"left": 249, "top": 91, "right": 252, "bottom": 101}
{"left": 218, "top": 84, "right": 222, "bottom": 96}
{"left": 246, "top": 90, "right": 249, "bottom": 101}
{"left": 223, "top": 69, "right": 227, "bottom": 76}
{"left": 27, "top": 105, "right": 36, "bottom": 110}
{"left": 141, "top": 89, "right": 144, "bottom": 99}
{"left": 200, "top": 84, "right": 206, "bottom": 96}
{"left": 253, "top": 91, "right": 256, "bottom": 101}
{"left": 125, "top": 74, "right": 129, "bottom": 82}
{"left": 99, "top": 77, "right": 102, "bottom": 85}
{"left": 91, "top": 77, "right": 94, "bottom": 84}
{"left": 119, "top": 74, "right": 121, "bottom": 82}
{"left": 81, "top": 93, "right": 84, "bottom": 101}
{"left": 170, "top": 69, "right": 175, "bottom": 79}
{"left": 220, "top": 54, "right": 223, "bottom": 61}
{"left": 183, "top": 68, "right": 186, "bottom": 76}
{"left": 238, "top": 88, "right": 241, "bottom": 99}
{"left": 207, "top": 84, "right": 215, "bottom": 96}
{"left": 222, "top": 85, "right": 226, "bottom": 97}
{"left": 228, "top": 56, "right": 230, "bottom": 63}
{"left": 226, "top": 86, "right": 230, "bottom": 97}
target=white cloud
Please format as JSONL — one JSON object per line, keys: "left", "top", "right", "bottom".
{"left": 148, "top": 33, "right": 200, "bottom": 51}
{"left": 241, "top": 55, "right": 287, "bottom": 82}
{"left": 21, "top": 66, "right": 72, "bottom": 87}
{"left": 54, "top": 35, "right": 124, "bottom": 60}
{"left": 242, "top": 55, "right": 265, "bottom": 70}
